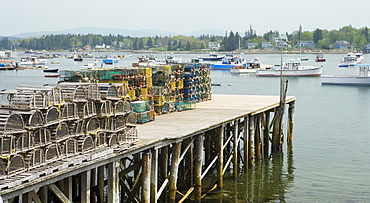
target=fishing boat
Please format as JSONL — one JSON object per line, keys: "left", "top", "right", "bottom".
{"left": 73, "top": 54, "right": 83, "bottom": 62}
{"left": 19, "top": 57, "right": 47, "bottom": 65}
{"left": 230, "top": 58, "right": 274, "bottom": 74}
{"left": 199, "top": 54, "right": 224, "bottom": 61}
{"left": 315, "top": 54, "right": 326, "bottom": 62}
{"left": 43, "top": 69, "right": 59, "bottom": 73}
{"left": 102, "top": 57, "right": 119, "bottom": 64}
{"left": 321, "top": 64, "right": 370, "bottom": 85}
{"left": 210, "top": 55, "right": 245, "bottom": 70}
{"left": 256, "top": 59, "right": 323, "bottom": 77}
{"left": 0, "top": 60, "right": 16, "bottom": 70}
{"left": 338, "top": 53, "right": 358, "bottom": 67}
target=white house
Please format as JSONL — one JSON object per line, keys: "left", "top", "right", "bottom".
{"left": 272, "top": 34, "right": 290, "bottom": 47}
{"left": 335, "top": 41, "right": 350, "bottom": 49}
{"left": 95, "top": 44, "right": 106, "bottom": 49}
{"left": 209, "top": 42, "right": 220, "bottom": 50}
{"left": 296, "top": 41, "right": 314, "bottom": 48}
{"left": 247, "top": 43, "right": 258, "bottom": 49}
{"left": 261, "top": 42, "right": 273, "bottom": 48}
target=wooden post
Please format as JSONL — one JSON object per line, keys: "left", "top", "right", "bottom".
{"left": 39, "top": 186, "right": 48, "bottom": 203}
{"left": 195, "top": 134, "right": 203, "bottom": 202}
{"left": 97, "top": 165, "right": 105, "bottom": 203}
{"left": 243, "top": 116, "right": 249, "bottom": 172}
{"left": 169, "top": 142, "right": 182, "bottom": 203}
{"left": 161, "top": 146, "right": 169, "bottom": 202}
{"left": 142, "top": 153, "right": 152, "bottom": 203}
{"left": 248, "top": 116, "right": 255, "bottom": 166}
{"left": 81, "top": 170, "right": 91, "bottom": 203}
{"left": 233, "top": 120, "right": 239, "bottom": 179}
{"left": 264, "top": 111, "right": 270, "bottom": 157}
{"left": 255, "top": 117, "right": 261, "bottom": 160}
{"left": 287, "top": 101, "right": 295, "bottom": 144}
{"left": 108, "top": 161, "right": 119, "bottom": 203}
{"left": 91, "top": 168, "right": 96, "bottom": 202}
{"left": 218, "top": 125, "right": 224, "bottom": 189}
{"left": 151, "top": 148, "right": 158, "bottom": 203}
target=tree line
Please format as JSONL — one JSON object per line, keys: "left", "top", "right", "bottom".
{"left": 0, "top": 25, "right": 369, "bottom": 52}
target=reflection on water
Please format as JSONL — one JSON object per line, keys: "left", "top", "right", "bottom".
{"left": 203, "top": 144, "right": 294, "bottom": 202}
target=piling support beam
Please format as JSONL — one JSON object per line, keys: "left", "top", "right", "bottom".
{"left": 195, "top": 134, "right": 203, "bottom": 202}
{"left": 264, "top": 111, "right": 270, "bottom": 157}
{"left": 108, "top": 161, "right": 119, "bottom": 203}
{"left": 81, "top": 170, "right": 91, "bottom": 203}
{"left": 161, "top": 146, "right": 169, "bottom": 201}
{"left": 218, "top": 125, "right": 225, "bottom": 189}
{"left": 151, "top": 148, "right": 158, "bottom": 203}
{"left": 233, "top": 120, "right": 239, "bottom": 180}
{"left": 39, "top": 186, "right": 48, "bottom": 203}
{"left": 243, "top": 116, "right": 249, "bottom": 171}
{"left": 142, "top": 152, "right": 152, "bottom": 203}
{"left": 97, "top": 165, "right": 105, "bottom": 203}
{"left": 248, "top": 115, "right": 255, "bottom": 166}
{"left": 287, "top": 101, "right": 295, "bottom": 144}
{"left": 169, "top": 142, "right": 182, "bottom": 203}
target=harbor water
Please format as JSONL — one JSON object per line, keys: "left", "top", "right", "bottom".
{"left": 1, "top": 52, "right": 370, "bottom": 202}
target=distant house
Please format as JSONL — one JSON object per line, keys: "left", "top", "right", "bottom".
{"left": 272, "top": 34, "right": 290, "bottom": 47}
{"left": 95, "top": 44, "right": 106, "bottom": 49}
{"left": 261, "top": 41, "right": 273, "bottom": 48}
{"left": 247, "top": 43, "right": 258, "bottom": 49}
{"left": 209, "top": 42, "right": 220, "bottom": 50}
{"left": 335, "top": 41, "right": 350, "bottom": 49}
{"left": 296, "top": 41, "right": 314, "bottom": 48}
{"left": 363, "top": 44, "right": 370, "bottom": 53}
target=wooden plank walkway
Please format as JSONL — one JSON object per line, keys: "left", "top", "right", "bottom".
{"left": 136, "top": 94, "right": 295, "bottom": 143}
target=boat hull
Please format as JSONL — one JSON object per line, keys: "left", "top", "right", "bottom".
{"left": 210, "top": 64, "right": 241, "bottom": 70}
{"left": 256, "top": 67, "right": 322, "bottom": 77}
{"left": 321, "top": 76, "right": 370, "bottom": 85}
{"left": 230, "top": 68, "right": 257, "bottom": 74}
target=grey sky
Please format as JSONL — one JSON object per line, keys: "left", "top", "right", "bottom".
{"left": 1, "top": 0, "right": 369, "bottom": 36}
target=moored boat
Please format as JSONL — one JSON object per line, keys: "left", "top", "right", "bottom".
{"left": 19, "top": 57, "right": 47, "bottom": 65}
{"left": 230, "top": 58, "right": 273, "bottom": 74}
{"left": 102, "top": 57, "right": 119, "bottom": 64}
{"left": 339, "top": 53, "right": 358, "bottom": 67}
{"left": 315, "top": 54, "right": 326, "bottom": 62}
{"left": 210, "top": 55, "right": 245, "bottom": 70}
{"left": 321, "top": 64, "right": 370, "bottom": 85}
{"left": 199, "top": 54, "right": 224, "bottom": 61}
{"left": 256, "top": 59, "right": 323, "bottom": 77}
{"left": 43, "top": 69, "right": 59, "bottom": 73}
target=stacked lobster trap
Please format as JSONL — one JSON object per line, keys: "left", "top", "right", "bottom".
{"left": 59, "top": 62, "right": 212, "bottom": 121}
{"left": 0, "top": 83, "right": 137, "bottom": 178}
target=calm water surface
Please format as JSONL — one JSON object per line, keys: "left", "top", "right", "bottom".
{"left": 1, "top": 52, "right": 369, "bottom": 202}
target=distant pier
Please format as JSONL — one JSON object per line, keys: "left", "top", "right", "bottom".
{"left": 0, "top": 94, "right": 295, "bottom": 202}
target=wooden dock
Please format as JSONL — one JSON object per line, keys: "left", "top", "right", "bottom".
{"left": 0, "top": 94, "right": 296, "bottom": 203}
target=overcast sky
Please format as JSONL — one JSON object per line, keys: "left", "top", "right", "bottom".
{"left": 2, "top": 0, "right": 370, "bottom": 36}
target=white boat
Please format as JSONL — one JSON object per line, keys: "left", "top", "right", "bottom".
{"left": 211, "top": 54, "right": 245, "bottom": 70}
{"left": 19, "top": 57, "right": 47, "bottom": 65}
{"left": 199, "top": 54, "right": 224, "bottom": 61}
{"left": 339, "top": 53, "right": 359, "bottom": 67}
{"left": 355, "top": 52, "right": 364, "bottom": 62}
{"left": 256, "top": 59, "right": 323, "bottom": 77}
{"left": 230, "top": 58, "right": 274, "bottom": 74}
{"left": 321, "top": 64, "right": 370, "bottom": 85}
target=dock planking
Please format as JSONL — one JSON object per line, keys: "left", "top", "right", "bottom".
{"left": 136, "top": 94, "right": 295, "bottom": 142}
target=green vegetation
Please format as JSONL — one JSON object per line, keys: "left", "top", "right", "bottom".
{"left": 0, "top": 25, "right": 369, "bottom": 52}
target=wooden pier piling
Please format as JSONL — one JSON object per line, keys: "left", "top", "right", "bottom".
{"left": 0, "top": 94, "right": 295, "bottom": 202}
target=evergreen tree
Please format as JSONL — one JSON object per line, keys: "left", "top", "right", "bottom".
{"left": 313, "top": 29, "right": 323, "bottom": 44}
